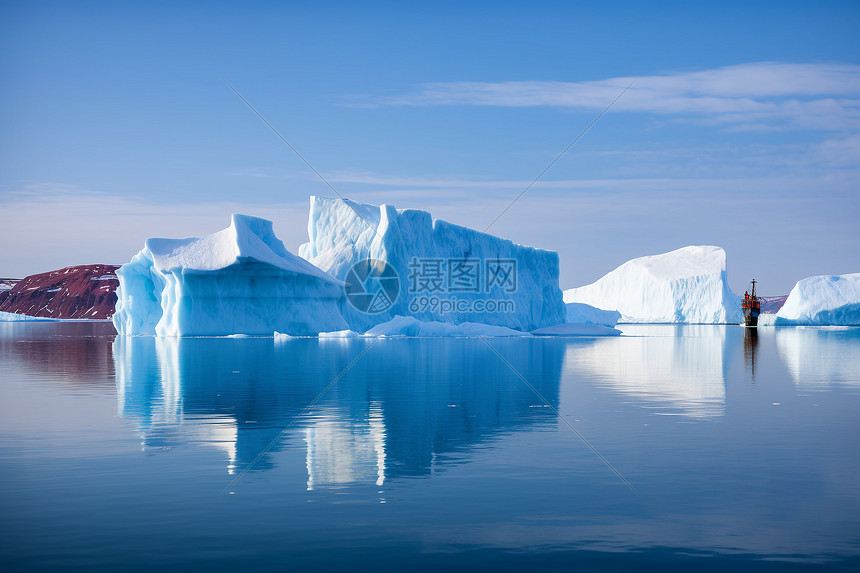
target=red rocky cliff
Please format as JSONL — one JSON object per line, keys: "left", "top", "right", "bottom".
{"left": 0, "top": 264, "right": 120, "bottom": 319}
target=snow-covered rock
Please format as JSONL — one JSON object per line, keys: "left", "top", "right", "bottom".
{"left": 298, "top": 196, "right": 566, "bottom": 332}
{"left": 113, "top": 214, "right": 348, "bottom": 337}
{"left": 563, "top": 246, "right": 742, "bottom": 324}
{"left": 775, "top": 273, "right": 860, "bottom": 326}
{"left": 565, "top": 302, "right": 621, "bottom": 327}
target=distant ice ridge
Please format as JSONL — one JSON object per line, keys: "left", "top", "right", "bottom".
{"left": 563, "top": 246, "right": 742, "bottom": 324}
{"left": 298, "top": 196, "right": 566, "bottom": 332}
{"left": 113, "top": 214, "right": 348, "bottom": 336}
{"left": 774, "top": 273, "right": 860, "bottom": 326}
{"left": 0, "top": 310, "right": 54, "bottom": 321}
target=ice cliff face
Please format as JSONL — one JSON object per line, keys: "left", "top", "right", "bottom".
{"left": 298, "top": 196, "right": 566, "bottom": 332}
{"left": 563, "top": 246, "right": 742, "bottom": 324}
{"left": 113, "top": 214, "right": 347, "bottom": 336}
{"left": 775, "top": 273, "right": 860, "bottom": 325}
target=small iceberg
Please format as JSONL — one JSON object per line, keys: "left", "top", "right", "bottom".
{"left": 775, "top": 273, "right": 860, "bottom": 326}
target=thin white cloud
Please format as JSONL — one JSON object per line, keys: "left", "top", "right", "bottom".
{"left": 322, "top": 170, "right": 859, "bottom": 197}
{"left": 371, "top": 62, "right": 860, "bottom": 131}
{"left": 2, "top": 171, "right": 856, "bottom": 295}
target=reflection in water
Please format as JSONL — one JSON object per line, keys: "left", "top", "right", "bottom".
{"left": 114, "top": 337, "right": 240, "bottom": 472}
{"left": 565, "top": 325, "right": 730, "bottom": 417}
{"left": 0, "top": 321, "right": 116, "bottom": 389}
{"left": 305, "top": 405, "right": 387, "bottom": 490}
{"left": 776, "top": 327, "right": 860, "bottom": 389}
{"left": 743, "top": 327, "right": 758, "bottom": 379}
{"left": 113, "top": 336, "right": 565, "bottom": 486}
{"left": 5, "top": 323, "right": 860, "bottom": 569}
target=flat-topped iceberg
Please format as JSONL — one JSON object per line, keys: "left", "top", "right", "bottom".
{"left": 775, "top": 273, "right": 860, "bottom": 326}
{"left": 298, "top": 196, "right": 566, "bottom": 332}
{"left": 564, "top": 246, "right": 742, "bottom": 324}
{"left": 113, "top": 214, "right": 348, "bottom": 336}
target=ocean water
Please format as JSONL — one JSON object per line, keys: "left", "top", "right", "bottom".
{"left": 1, "top": 322, "right": 858, "bottom": 572}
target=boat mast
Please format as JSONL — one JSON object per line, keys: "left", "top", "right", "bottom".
{"left": 751, "top": 279, "right": 756, "bottom": 300}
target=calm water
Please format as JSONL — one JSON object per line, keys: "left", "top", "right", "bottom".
{"left": 1, "top": 322, "right": 859, "bottom": 572}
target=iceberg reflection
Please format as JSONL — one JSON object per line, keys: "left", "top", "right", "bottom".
{"left": 0, "top": 321, "right": 116, "bottom": 390}
{"left": 113, "top": 336, "right": 566, "bottom": 486}
{"left": 305, "top": 403, "right": 387, "bottom": 490}
{"left": 776, "top": 326, "right": 860, "bottom": 390}
{"left": 564, "top": 325, "right": 730, "bottom": 417}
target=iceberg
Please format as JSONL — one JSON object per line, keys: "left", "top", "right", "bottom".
{"left": 298, "top": 196, "right": 566, "bottom": 332}
{"left": 563, "top": 246, "right": 742, "bottom": 324}
{"left": 774, "top": 273, "right": 860, "bottom": 326}
{"left": 113, "top": 214, "right": 348, "bottom": 336}
{"left": 757, "top": 313, "right": 778, "bottom": 326}
{"left": 565, "top": 302, "right": 621, "bottom": 327}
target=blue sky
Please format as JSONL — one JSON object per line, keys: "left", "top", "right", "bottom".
{"left": 1, "top": 0, "right": 858, "bottom": 294}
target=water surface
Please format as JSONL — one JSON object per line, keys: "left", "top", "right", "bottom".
{"left": 1, "top": 322, "right": 858, "bottom": 571}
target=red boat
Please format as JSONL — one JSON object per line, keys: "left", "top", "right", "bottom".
{"left": 742, "top": 279, "right": 761, "bottom": 327}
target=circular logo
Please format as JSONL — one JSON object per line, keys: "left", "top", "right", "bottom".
{"left": 344, "top": 259, "right": 400, "bottom": 314}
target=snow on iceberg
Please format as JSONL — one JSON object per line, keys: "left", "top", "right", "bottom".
{"left": 113, "top": 214, "right": 348, "bottom": 336}
{"left": 563, "top": 246, "right": 742, "bottom": 324}
{"left": 298, "top": 196, "right": 566, "bottom": 333}
{"left": 774, "top": 273, "right": 860, "bottom": 326}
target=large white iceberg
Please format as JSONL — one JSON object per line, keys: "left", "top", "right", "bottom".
{"left": 563, "top": 246, "right": 742, "bottom": 324}
{"left": 113, "top": 214, "right": 348, "bottom": 336}
{"left": 775, "top": 273, "right": 860, "bottom": 325}
{"left": 298, "top": 196, "right": 566, "bottom": 332}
